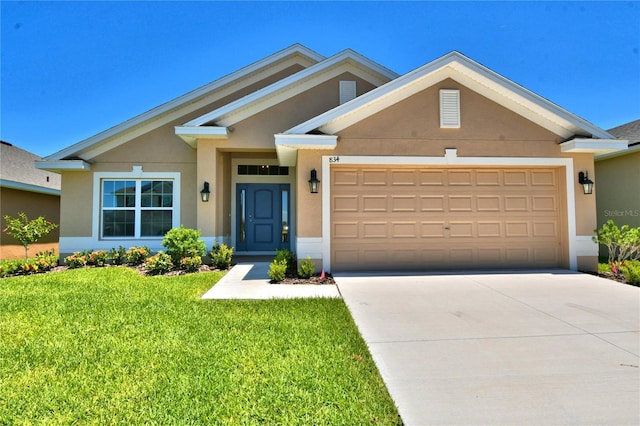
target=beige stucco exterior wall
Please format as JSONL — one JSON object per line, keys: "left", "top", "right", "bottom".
{"left": 296, "top": 78, "right": 598, "bottom": 271}
{"left": 0, "top": 188, "right": 60, "bottom": 259}
{"left": 595, "top": 151, "right": 640, "bottom": 230}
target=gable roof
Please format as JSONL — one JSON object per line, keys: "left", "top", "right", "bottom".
{"left": 0, "top": 141, "right": 61, "bottom": 195}
{"left": 175, "top": 49, "right": 398, "bottom": 146}
{"left": 596, "top": 119, "right": 640, "bottom": 160}
{"left": 282, "top": 51, "right": 615, "bottom": 140}
{"left": 40, "top": 44, "right": 325, "bottom": 165}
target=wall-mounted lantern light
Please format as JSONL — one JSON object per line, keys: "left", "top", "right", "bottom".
{"left": 578, "top": 171, "right": 594, "bottom": 195}
{"left": 308, "top": 169, "right": 320, "bottom": 194}
{"left": 200, "top": 181, "right": 211, "bottom": 202}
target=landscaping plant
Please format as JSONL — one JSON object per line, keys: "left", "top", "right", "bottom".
{"left": 593, "top": 220, "right": 640, "bottom": 265}
{"left": 144, "top": 251, "right": 174, "bottom": 275}
{"left": 210, "top": 242, "right": 234, "bottom": 270}
{"left": 2, "top": 212, "right": 58, "bottom": 260}
{"left": 268, "top": 259, "right": 288, "bottom": 282}
{"left": 298, "top": 256, "right": 315, "bottom": 279}
{"left": 161, "top": 226, "right": 206, "bottom": 264}
{"left": 125, "top": 246, "right": 151, "bottom": 265}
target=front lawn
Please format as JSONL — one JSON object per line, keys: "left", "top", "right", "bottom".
{"left": 0, "top": 267, "right": 400, "bottom": 424}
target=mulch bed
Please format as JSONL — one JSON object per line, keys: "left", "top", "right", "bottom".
{"left": 273, "top": 273, "right": 336, "bottom": 285}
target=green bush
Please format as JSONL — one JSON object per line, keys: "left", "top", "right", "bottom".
{"left": 65, "top": 251, "right": 91, "bottom": 268}
{"left": 144, "top": 251, "right": 174, "bottom": 275}
{"left": 274, "top": 249, "right": 296, "bottom": 276}
{"left": 87, "top": 250, "right": 109, "bottom": 267}
{"left": 210, "top": 242, "right": 234, "bottom": 270}
{"left": 593, "top": 220, "right": 640, "bottom": 265}
{"left": 180, "top": 255, "right": 202, "bottom": 273}
{"left": 268, "top": 259, "right": 288, "bottom": 282}
{"left": 109, "top": 246, "right": 127, "bottom": 265}
{"left": 125, "top": 246, "right": 151, "bottom": 266}
{"left": 0, "top": 260, "right": 21, "bottom": 277}
{"left": 298, "top": 256, "right": 315, "bottom": 279}
{"left": 620, "top": 260, "right": 640, "bottom": 285}
{"left": 34, "top": 249, "right": 59, "bottom": 272}
{"left": 162, "top": 226, "right": 207, "bottom": 264}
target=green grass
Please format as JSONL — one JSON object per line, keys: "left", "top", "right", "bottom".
{"left": 0, "top": 267, "right": 400, "bottom": 424}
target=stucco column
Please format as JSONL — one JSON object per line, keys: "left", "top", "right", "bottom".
{"left": 197, "top": 141, "right": 217, "bottom": 238}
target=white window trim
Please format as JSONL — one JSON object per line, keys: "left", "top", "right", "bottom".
{"left": 318, "top": 153, "right": 579, "bottom": 272}
{"left": 93, "top": 167, "right": 181, "bottom": 241}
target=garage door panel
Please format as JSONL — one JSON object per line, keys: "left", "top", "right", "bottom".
{"left": 391, "top": 196, "right": 417, "bottom": 212}
{"left": 331, "top": 167, "right": 565, "bottom": 271}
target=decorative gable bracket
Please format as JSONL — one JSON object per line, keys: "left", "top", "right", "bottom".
{"left": 175, "top": 126, "right": 228, "bottom": 148}
{"left": 274, "top": 134, "right": 337, "bottom": 166}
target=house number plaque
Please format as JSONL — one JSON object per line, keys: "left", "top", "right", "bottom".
{"left": 329, "top": 156, "right": 340, "bottom": 163}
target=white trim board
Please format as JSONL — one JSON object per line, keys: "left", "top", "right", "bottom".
{"left": 321, "top": 153, "right": 580, "bottom": 272}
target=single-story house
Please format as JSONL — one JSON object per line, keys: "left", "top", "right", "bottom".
{"left": 595, "top": 119, "right": 640, "bottom": 235}
{"left": 1, "top": 141, "right": 61, "bottom": 259}
{"left": 36, "top": 44, "right": 628, "bottom": 272}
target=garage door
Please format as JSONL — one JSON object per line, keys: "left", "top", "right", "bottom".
{"left": 331, "top": 166, "right": 566, "bottom": 271}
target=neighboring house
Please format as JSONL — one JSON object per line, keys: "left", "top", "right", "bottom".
{"left": 1, "top": 141, "right": 61, "bottom": 259}
{"left": 36, "top": 44, "right": 628, "bottom": 272}
{"left": 595, "top": 119, "right": 640, "bottom": 236}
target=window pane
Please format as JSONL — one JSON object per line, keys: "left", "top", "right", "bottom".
{"left": 239, "top": 189, "right": 246, "bottom": 242}
{"left": 282, "top": 189, "right": 289, "bottom": 243}
{"left": 103, "top": 210, "right": 135, "bottom": 237}
{"left": 141, "top": 181, "right": 173, "bottom": 207}
{"left": 103, "top": 180, "right": 136, "bottom": 208}
{"left": 141, "top": 210, "right": 172, "bottom": 237}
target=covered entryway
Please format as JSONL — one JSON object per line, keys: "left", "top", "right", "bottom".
{"left": 331, "top": 166, "right": 567, "bottom": 271}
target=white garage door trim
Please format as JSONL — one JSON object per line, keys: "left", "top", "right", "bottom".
{"left": 319, "top": 150, "right": 579, "bottom": 272}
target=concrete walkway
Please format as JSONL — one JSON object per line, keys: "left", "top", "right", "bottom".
{"left": 336, "top": 270, "right": 640, "bottom": 425}
{"left": 201, "top": 262, "right": 340, "bottom": 299}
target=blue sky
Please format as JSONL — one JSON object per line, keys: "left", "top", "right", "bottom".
{"left": 1, "top": 1, "right": 639, "bottom": 157}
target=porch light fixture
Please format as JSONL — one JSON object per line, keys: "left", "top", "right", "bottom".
{"left": 578, "top": 171, "right": 594, "bottom": 195}
{"left": 200, "top": 181, "right": 211, "bottom": 202}
{"left": 308, "top": 169, "right": 320, "bottom": 194}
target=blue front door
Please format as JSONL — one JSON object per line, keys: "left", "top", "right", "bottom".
{"left": 236, "top": 183, "right": 290, "bottom": 252}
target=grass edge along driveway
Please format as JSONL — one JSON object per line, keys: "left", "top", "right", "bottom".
{"left": 0, "top": 267, "right": 401, "bottom": 424}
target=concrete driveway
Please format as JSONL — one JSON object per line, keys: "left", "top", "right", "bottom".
{"left": 335, "top": 270, "right": 639, "bottom": 425}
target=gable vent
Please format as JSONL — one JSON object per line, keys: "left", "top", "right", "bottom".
{"left": 340, "top": 80, "right": 357, "bottom": 105}
{"left": 440, "top": 89, "right": 460, "bottom": 128}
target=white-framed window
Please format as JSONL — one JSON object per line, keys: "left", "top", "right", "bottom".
{"left": 94, "top": 169, "right": 180, "bottom": 239}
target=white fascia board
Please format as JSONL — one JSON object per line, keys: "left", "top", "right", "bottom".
{"left": 596, "top": 141, "right": 640, "bottom": 161}
{"left": 561, "top": 138, "right": 629, "bottom": 154}
{"left": 0, "top": 179, "right": 61, "bottom": 196}
{"left": 275, "top": 134, "right": 337, "bottom": 166}
{"left": 174, "top": 126, "right": 228, "bottom": 147}
{"left": 44, "top": 44, "right": 325, "bottom": 161}
{"left": 35, "top": 160, "right": 91, "bottom": 172}
{"left": 184, "top": 50, "right": 398, "bottom": 128}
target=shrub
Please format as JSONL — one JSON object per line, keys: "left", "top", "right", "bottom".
{"left": 274, "top": 249, "right": 296, "bottom": 276}
{"left": 620, "top": 260, "right": 640, "bottom": 285}
{"left": 298, "top": 256, "right": 315, "bottom": 279}
{"left": 593, "top": 220, "right": 640, "bottom": 265}
{"left": 125, "top": 246, "right": 151, "bottom": 266}
{"left": 0, "top": 260, "right": 22, "bottom": 277}
{"left": 180, "top": 254, "right": 202, "bottom": 273}
{"left": 268, "top": 259, "right": 288, "bottom": 282}
{"left": 109, "top": 246, "right": 127, "bottom": 265}
{"left": 162, "top": 226, "right": 207, "bottom": 264}
{"left": 34, "top": 249, "right": 59, "bottom": 271}
{"left": 210, "top": 242, "right": 234, "bottom": 270}
{"left": 144, "top": 251, "right": 174, "bottom": 275}
{"left": 87, "top": 250, "right": 109, "bottom": 267}
{"left": 65, "top": 251, "right": 90, "bottom": 268}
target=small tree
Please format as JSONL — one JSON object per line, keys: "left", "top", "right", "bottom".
{"left": 3, "top": 213, "right": 58, "bottom": 261}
